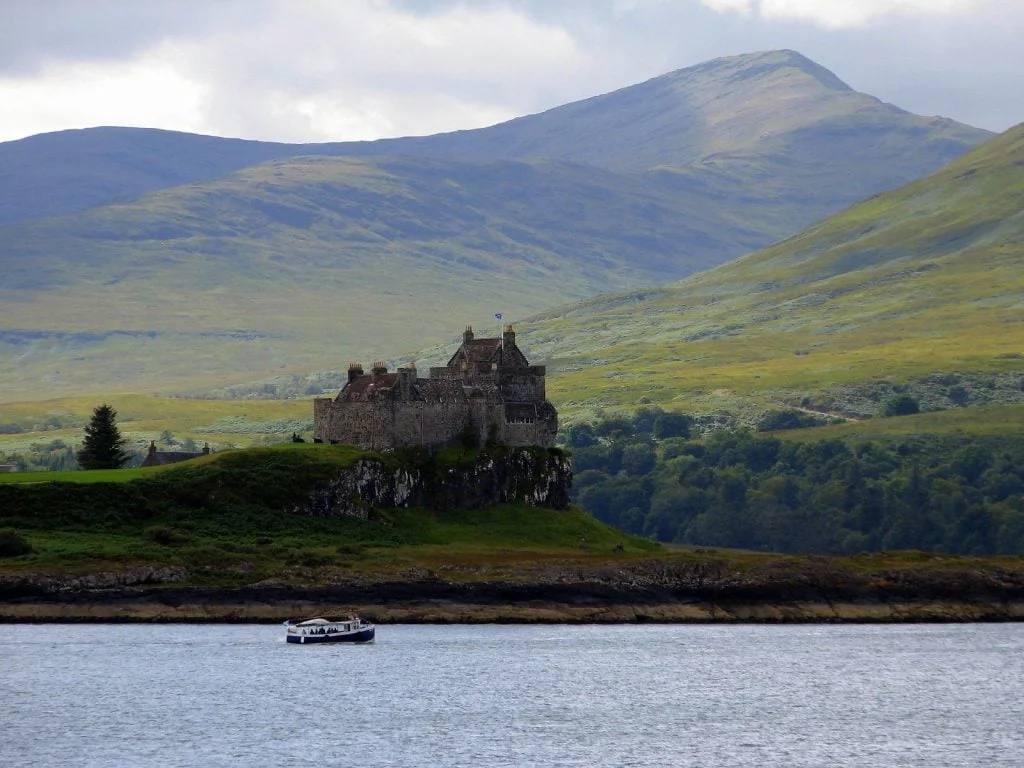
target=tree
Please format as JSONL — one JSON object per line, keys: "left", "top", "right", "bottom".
{"left": 77, "top": 404, "right": 130, "bottom": 470}
{"left": 653, "top": 411, "right": 692, "bottom": 439}
{"left": 621, "top": 443, "right": 657, "bottom": 477}
{"left": 883, "top": 395, "right": 920, "bottom": 417}
{"left": 565, "top": 423, "right": 597, "bottom": 448}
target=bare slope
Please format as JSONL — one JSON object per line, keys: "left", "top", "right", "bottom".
{"left": 513, "top": 122, "right": 1024, "bottom": 418}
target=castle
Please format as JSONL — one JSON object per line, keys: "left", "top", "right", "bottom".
{"left": 313, "top": 326, "right": 557, "bottom": 450}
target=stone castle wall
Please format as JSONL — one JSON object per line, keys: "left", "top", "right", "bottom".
{"left": 498, "top": 368, "right": 546, "bottom": 401}
{"left": 314, "top": 398, "right": 553, "bottom": 450}
{"left": 313, "top": 330, "right": 556, "bottom": 450}
{"left": 315, "top": 399, "right": 472, "bottom": 450}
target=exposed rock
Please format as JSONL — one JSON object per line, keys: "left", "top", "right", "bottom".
{"left": 0, "top": 566, "right": 188, "bottom": 598}
{"left": 294, "top": 448, "right": 572, "bottom": 518}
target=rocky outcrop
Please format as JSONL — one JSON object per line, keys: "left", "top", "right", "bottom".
{"left": 295, "top": 448, "right": 572, "bottom": 518}
{"left": 0, "top": 566, "right": 188, "bottom": 599}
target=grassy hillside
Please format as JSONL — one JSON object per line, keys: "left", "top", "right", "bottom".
{"left": 0, "top": 443, "right": 654, "bottom": 583}
{"left": 510, "top": 122, "right": 1024, "bottom": 422}
{"left": 0, "top": 51, "right": 991, "bottom": 404}
{"left": 0, "top": 154, "right": 760, "bottom": 400}
{"left": 0, "top": 128, "right": 312, "bottom": 225}
{"left": 2, "top": 125, "right": 1020, "bottom": 450}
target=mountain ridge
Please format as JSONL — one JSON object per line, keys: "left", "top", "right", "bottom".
{"left": 0, "top": 50, "right": 989, "bottom": 224}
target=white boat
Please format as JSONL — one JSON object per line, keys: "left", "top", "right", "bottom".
{"left": 285, "top": 616, "right": 375, "bottom": 644}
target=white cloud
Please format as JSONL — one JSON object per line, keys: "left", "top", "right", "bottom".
{"left": 0, "top": 0, "right": 590, "bottom": 143}
{"left": 0, "top": 49, "right": 207, "bottom": 140}
{"left": 701, "top": 0, "right": 983, "bottom": 28}
{"left": 162, "top": 0, "right": 591, "bottom": 142}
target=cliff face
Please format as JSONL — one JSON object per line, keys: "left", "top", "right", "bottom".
{"left": 297, "top": 448, "right": 573, "bottom": 519}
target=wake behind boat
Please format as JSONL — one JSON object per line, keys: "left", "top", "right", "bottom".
{"left": 285, "top": 616, "right": 375, "bottom": 644}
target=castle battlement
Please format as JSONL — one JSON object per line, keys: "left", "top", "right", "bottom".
{"left": 313, "top": 326, "right": 557, "bottom": 450}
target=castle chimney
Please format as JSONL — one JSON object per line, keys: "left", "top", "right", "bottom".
{"left": 463, "top": 325, "right": 474, "bottom": 344}
{"left": 397, "top": 366, "right": 414, "bottom": 400}
{"left": 371, "top": 361, "right": 388, "bottom": 380}
{"left": 348, "top": 362, "right": 364, "bottom": 384}
{"left": 503, "top": 324, "right": 515, "bottom": 347}
{"left": 202, "top": 442, "right": 210, "bottom": 455}
{"left": 148, "top": 440, "right": 157, "bottom": 456}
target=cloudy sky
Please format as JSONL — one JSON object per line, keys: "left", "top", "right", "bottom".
{"left": 1, "top": 0, "right": 1021, "bottom": 144}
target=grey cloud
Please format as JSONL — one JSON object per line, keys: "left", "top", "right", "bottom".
{"left": 0, "top": 0, "right": 262, "bottom": 75}
{"left": 2, "top": 0, "right": 1020, "bottom": 141}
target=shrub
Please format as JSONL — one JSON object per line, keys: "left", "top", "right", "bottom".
{"left": 947, "top": 385, "right": 970, "bottom": 406}
{"left": 180, "top": 544, "right": 230, "bottom": 566}
{"left": 0, "top": 528, "right": 34, "bottom": 558}
{"left": 290, "top": 551, "right": 335, "bottom": 567}
{"left": 143, "top": 525, "right": 190, "bottom": 547}
{"left": 757, "top": 409, "right": 825, "bottom": 432}
{"left": 883, "top": 395, "right": 920, "bottom": 417}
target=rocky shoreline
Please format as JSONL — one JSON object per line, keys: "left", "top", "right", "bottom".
{"left": 4, "top": 559, "right": 1023, "bottom": 623}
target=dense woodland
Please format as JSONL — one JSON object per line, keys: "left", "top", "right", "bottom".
{"left": 564, "top": 409, "right": 1024, "bottom": 556}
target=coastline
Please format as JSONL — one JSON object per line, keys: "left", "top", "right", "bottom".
{"left": 3, "top": 601, "right": 1023, "bottom": 624}
{"left": 4, "top": 575, "right": 1024, "bottom": 623}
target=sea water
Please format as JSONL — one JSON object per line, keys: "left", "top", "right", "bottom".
{"left": 2, "top": 623, "right": 1022, "bottom": 767}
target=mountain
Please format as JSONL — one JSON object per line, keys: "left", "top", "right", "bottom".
{"left": 0, "top": 50, "right": 994, "bottom": 401}
{"left": 1, "top": 51, "right": 988, "bottom": 228}
{"left": 510, "top": 122, "right": 1024, "bottom": 422}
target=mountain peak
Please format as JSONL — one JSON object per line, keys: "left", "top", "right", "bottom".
{"left": 678, "top": 49, "right": 853, "bottom": 92}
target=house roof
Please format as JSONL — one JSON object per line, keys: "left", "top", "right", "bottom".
{"left": 447, "top": 338, "right": 530, "bottom": 368}
{"left": 418, "top": 379, "right": 467, "bottom": 402}
{"left": 456, "top": 338, "right": 502, "bottom": 364}
{"left": 338, "top": 373, "right": 399, "bottom": 401}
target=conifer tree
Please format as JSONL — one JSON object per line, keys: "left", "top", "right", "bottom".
{"left": 77, "top": 404, "right": 130, "bottom": 470}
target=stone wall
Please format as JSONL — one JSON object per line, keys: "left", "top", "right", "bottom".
{"left": 392, "top": 401, "right": 471, "bottom": 448}
{"left": 498, "top": 367, "right": 547, "bottom": 401}
{"left": 315, "top": 399, "right": 393, "bottom": 450}
{"left": 316, "top": 396, "right": 554, "bottom": 450}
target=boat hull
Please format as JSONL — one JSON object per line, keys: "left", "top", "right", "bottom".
{"left": 286, "top": 627, "right": 375, "bottom": 644}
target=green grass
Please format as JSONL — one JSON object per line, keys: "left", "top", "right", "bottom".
{"left": 511, "top": 123, "right": 1024, "bottom": 425}
{"left": 0, "top": 394, "right": 312, "bottom": 460}
{"left": 0, "top": 442, "right": 653, "bottom": 583}
{"left": 777, "top": 403, "right": 1024, "bottom": 441}
{"left": 0, "top": 467, "right": 154, "bottom": 484}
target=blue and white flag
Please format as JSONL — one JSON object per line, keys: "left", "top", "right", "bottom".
{"left": 495, "top": 312, "right": 503, "bottom": 320}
